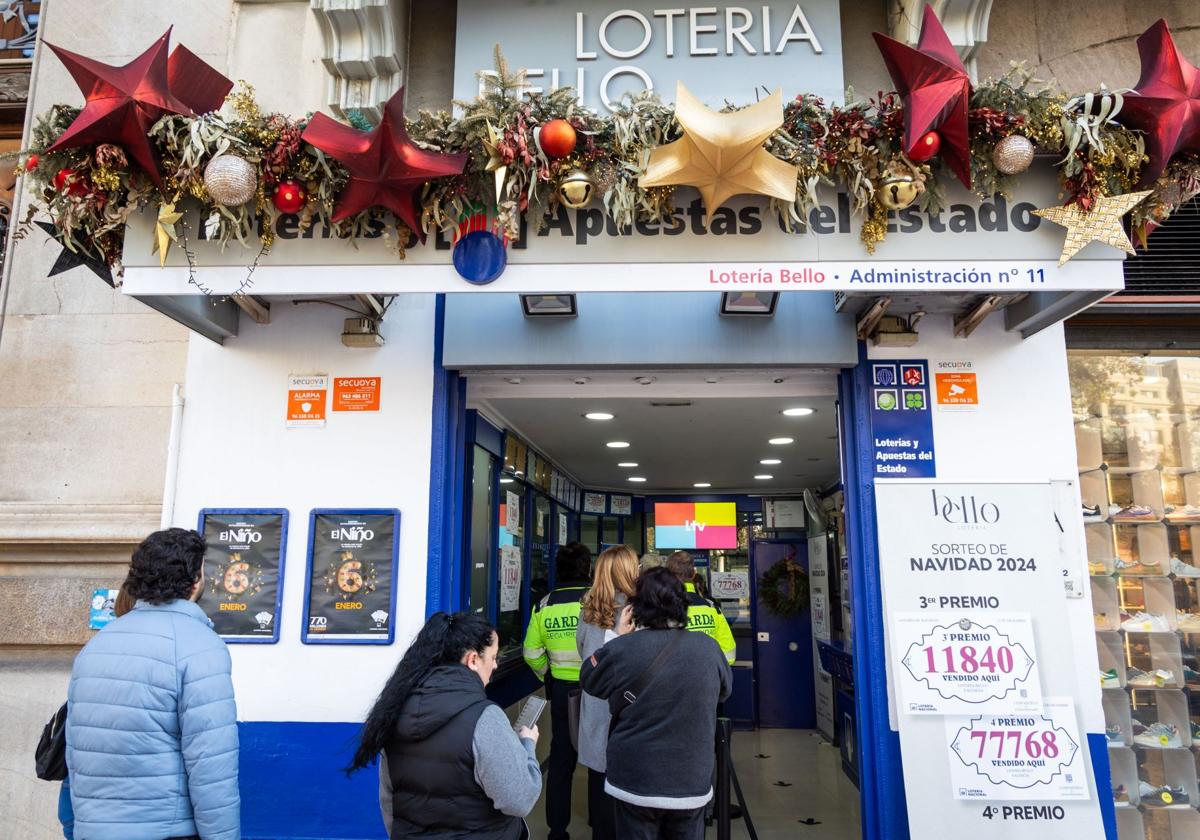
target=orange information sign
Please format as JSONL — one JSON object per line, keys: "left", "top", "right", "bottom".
{"left": 333, "top": 377, "right": 381, "bottom": 412}
{"left": 287, "top": 374, "right": 328, "bottom": 428}
{"left": 935, "top": 372, "right": 979, "bottom": 409}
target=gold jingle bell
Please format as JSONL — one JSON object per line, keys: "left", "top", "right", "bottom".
{"left": 877, "top": 174, "right": 920, "bottom": 210}
{"left": 557, "top": 169, "right": 595, "bottom": 209}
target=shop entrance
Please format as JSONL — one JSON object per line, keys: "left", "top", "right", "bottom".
{"left": 451, "top": 366, "right": 862, "bottom": 839}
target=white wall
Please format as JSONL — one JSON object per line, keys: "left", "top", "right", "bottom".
{"left": 868, "top": 315, "right": 1102, "bottom": 729}
{"left": 169, "top": 295, "right": 438, "bottom": 723}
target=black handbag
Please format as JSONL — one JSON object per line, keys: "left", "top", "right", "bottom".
{"left": 35, "top": 701, "right": 68, "bottom": 781}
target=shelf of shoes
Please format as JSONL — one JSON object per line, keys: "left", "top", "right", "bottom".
{"left": 1138, "top": 747, "right": 1200, "bottom": 811}
{"left": 1100, "top": 630, "right": 1127, "bottom": 685}
{"left": 1141, "top": 807, "right": 1200, "bottom": 837}
{"left": 1120, "top": 578, "right": 1180, "bottom": 632}
{"left": 1116, "top": 806, "right": 1145, "bottom": 840}
{"left": 1107, "top": 688, "right": 1137, "bottom": 747}
{"left": 1115, "top": 523, "right": 1171, "bottom": 576}
{"left": 1125, "top": 626, "right": 1187, "bottom": 688}
{"left": 1095, "top": 579, "right": 1121, "bottom": 631}
{"left": 1090, "top": 523, "right": 1117, "bottom": 576}
{"left": 1111, "top": 745, "right": 1140, "bottom": 806}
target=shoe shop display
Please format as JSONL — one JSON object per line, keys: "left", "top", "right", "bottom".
{"left": 1132, "top": 722, "right": 1182, "bottom": 749}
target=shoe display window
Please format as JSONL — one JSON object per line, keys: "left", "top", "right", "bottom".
{"left": 1070, "top": 353, "right": 1200, "bottom": 832}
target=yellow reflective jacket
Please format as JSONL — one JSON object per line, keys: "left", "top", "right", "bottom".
{"left": 685, "top": 582, "right": 737, "bottom": 664}
{"left": 522, "top": 586, "right": 586, "bottom": 681}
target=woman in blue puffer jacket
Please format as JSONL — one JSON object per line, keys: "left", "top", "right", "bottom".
{"left": 67, "top": 528, "right": 240, "bottom": 840}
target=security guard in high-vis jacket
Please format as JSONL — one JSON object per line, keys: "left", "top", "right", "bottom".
{"left": 667, "top": 550, "right": 737, "bottom": 664}
{"left": 522, "top": 541, "right": 592, "bottom": 840}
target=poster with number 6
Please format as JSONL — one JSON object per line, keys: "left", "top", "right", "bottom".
{"left": 891, "top": 611, "right": 1043, "bottom": 715}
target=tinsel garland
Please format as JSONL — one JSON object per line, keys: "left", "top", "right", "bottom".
{"left": 13, "top": 52, "right": 1198, "bottom": 277}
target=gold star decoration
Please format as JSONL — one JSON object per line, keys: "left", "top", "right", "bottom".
{"left": 482, "top": 120, "right": 508, "bottom": 202}
{"left": 152, "top": 201, "right": 183, "bottom": 267}
{"left": 639, "top": 82, "right": 797, "bottom": 221}
{"left": 1032, "top": 191, "right": 1152, "bottom": 265}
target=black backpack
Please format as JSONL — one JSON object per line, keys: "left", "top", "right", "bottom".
{"left": 35, "top": 702, "right": 68, "bottom": 781}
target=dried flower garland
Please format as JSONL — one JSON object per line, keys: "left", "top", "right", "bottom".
{"left": 13, "top": 51, "right": 1198, "bottom": 279}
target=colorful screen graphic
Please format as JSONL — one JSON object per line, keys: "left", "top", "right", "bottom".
{"left": 654, "top": 502, "right": 738, "bottom": 549}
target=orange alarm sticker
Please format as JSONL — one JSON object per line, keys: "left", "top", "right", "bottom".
{"left": 287, "top": 374, "right": 328, "bottom": 427}
{"left": 333, "top": 377, "right": 381, "bottom": 412}
{"left": 935, "top": 372, "right": 978, "bottom": 409}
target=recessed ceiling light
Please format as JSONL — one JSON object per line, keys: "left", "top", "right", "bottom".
{"left": 606, "top": 441, "right": 631, "bottom": 448}
{"left": 760, "top": 458, "right": 782, "bottom": 465}
{"left": 618, "top": 462, "right": 639, "bottom": 468}
{"left": 499, "top": 478, "right": 514, "bottom": 484}
{"left": 694, "top": 482, "right": 711, "bottom": 488}
{"left": 754, "top": 474, "right": 774, "bottom": 480}
{"left": 768, "top": 437, "right": 794, "bottom": 445}
{"left": 782, "top": 407, "right": 815, "bottom": 417}
{"left": 628, "top": 476, "right": 647, "bottom": 483}
{"left": 584, "top": 412, "right": 614, "bottom": 420}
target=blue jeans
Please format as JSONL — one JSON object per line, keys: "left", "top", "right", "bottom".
{"left": 58, "top": 777, "right": 74, "bottom": 840}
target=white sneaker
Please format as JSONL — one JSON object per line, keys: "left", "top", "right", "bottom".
{"left": 1177, "top": 612, "right": 1200, "bottom": 632}
{"left": 1122, "top": 611, "right": 1171, "bottom": 632}
{"left": 1133, "top": 722, "right": 1182, "bottom": 749}
{"left": 1126, "top": 667, "right": 1175, "bottom": 688}
{"left": 1171, "top": 556, "right": 1200, "bottom": 577}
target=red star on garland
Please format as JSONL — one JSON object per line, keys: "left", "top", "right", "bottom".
{"left": 45, "top": 28, "right": 232, "bottom": 189}
{"left": 873, "top": 6, "right": 972, "bottom": 187}
{"left": 301, "top": 88, "right": 467, "bottom": 239}
{"left": 1120, "top": 19, "right": 1200, "bottom": 185}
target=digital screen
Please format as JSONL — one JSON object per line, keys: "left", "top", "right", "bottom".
{"left": 654, "top": 502, "right": 738, "bottom": 549}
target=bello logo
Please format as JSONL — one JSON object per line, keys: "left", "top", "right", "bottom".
{"left": 931, "top": 489, "right": 999, "bottom": 524}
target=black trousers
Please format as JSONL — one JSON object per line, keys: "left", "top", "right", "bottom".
{"left": 587, "top": 768, "right": 616, "bottom": 840}
{"left": 613, "top": 800, "right": 706, "bottom": 840}
{"left": 546, "top": 675, "right": 579, "bottom": 840}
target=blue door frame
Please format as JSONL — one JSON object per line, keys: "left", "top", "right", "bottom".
{"left": 426, "top": 301, "right": 908, "bottom": 837}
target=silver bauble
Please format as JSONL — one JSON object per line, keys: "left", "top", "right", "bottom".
{"left": 992, "top": 135, "right": 1035, "bottom": 175}
{"left": 203, "top": 155, "right": 258, "bottom": 207}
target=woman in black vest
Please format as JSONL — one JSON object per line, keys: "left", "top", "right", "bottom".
{"left": 349, "top": 612, "right": 542, "bottom": 839}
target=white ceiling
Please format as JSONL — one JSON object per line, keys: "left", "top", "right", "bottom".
{"left": 474, "top": 375, "right": 841, "bottom": 495}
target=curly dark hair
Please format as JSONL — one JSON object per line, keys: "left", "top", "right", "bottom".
{"left": 554, "top": 541, "right": 592, "bottom": 585}
{"left": 348, "top": 611, "right": 496, "bottom": 773}
{"left": 631, "top": 566, "right": 689, "bottom": 629}
{"left": 123, "top": 528, "right": 206, "bottom": 604}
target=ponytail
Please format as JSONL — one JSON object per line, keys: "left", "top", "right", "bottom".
{"left": 347, "top": 611, "right": 495, "bottom": 773}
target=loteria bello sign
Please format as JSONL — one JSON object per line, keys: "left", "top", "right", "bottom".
{"left": 453, "top": 1, "right": 844, "bottom": 111}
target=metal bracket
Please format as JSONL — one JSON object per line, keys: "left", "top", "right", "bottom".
{"left": 232, "top": 294, "right": 270, "bottom": 325}
{"left": 855, "top": 297, "right": 892, "bottom": 340}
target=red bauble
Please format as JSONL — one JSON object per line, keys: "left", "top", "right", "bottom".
{"left": 54, "top": 167, "right": 87, "bottom": 196}
{"left": 273, "top": 180, "right": 306, "bottom": 214}
{"left": 908, "top": 130, "right": 941, "bottom": 162}
{"left": 538, "top": 119, "right": 577, "bottom": 159}
{"left": 25, "top": 154, "right": 38, "bottom": 171}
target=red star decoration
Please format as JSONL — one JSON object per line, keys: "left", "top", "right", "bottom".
{"left": 45, "top": 29, "right": 232, "bottom": 190}
{"left": 1121, "top": 19, "right": 1200, "bottom": 185}
{"left": 873, "top": 6, "right": 972, "bottom": 188}
{"left": 301, "top": 89, "right": 467, "bottom": 239}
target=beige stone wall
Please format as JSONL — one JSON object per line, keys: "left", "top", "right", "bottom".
{"left": 978, "top": 1, "right": 1200, "bottom": 91}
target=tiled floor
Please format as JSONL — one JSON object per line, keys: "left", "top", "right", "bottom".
{"left": 525, "top": 728, "right": 861, "bottom": 840}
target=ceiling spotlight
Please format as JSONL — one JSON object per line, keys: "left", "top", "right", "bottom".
{"left": 606, "top": 441, "right": 631, "bottom": 448}
{"left": 782, "top": 407, "right": 815, "bottom": 417}
{"left": 693, "top": 482, "right": 711, "bottom": 488}
{"left": 584, "top": 412, "right": 614, "bottom": 420}
{"left": 617, "top": 462, "right": 639, "bottom": 468}
{"left": 768, "top": 437, "right": 794, "bottom": 445}
{"left": 754, "top": 474, "right": 774, "bottom": 480}
{"left": 521, "top": 293, "right": 577, "bottom": 317}
{"left": 628, "top": 476, "right": 647, "bottom": 483}
{"left": 635, "top": 376, "right": 657, "bottom": 386}
{"left": 760, "top": 458, "right": 781, "bottom": 465}
{"left": 574, "top": 376, "right": 591, "bottom": 385}
{"left": 506, "top": 376, "right": 522, "bottom": 385}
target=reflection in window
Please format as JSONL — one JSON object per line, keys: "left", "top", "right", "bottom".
{"left": 530, "top": 494, "right": 551, "bottom": 607}
{"left": 496, "top": 476, "right": 525, "bottom": 658}
{"left": 468, "top": 446, "right": 494, "bottom": 615}
{"left": 581, "top": 514, "right": 599, "bottom": 555}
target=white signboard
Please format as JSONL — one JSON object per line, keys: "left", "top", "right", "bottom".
{"left": 506, "top": 490, "right": 521, "bottom": 535}
{"left": 558, "top": 512, "right": 569, "bottom": 544}
{"left": 583, "top": 492, "right": 607, "bottom": 514}
{"left": 809, "top": 533, "right": 831, "bottom": 642}
{"left": 500, "top": 545, "right": 522, "bottom": 611}
{"left": 610, "top": 494, "right": 633, "bottom": 516}
{"left": 765, "top": 498, "right": 807, "bottom": 529}
{"left": 710, "top": 571, "right": 749, "bottom": 600}
{"left": 945, "top": 698, "right": 1089, "bottom": 801}
{"left": 892, "top": 612, "right": 1042, "bottom": 715}
{"left": 874, "top": 481, "right": 1104, "bottom": 839}
{"left": 453, "top": 1, "right": 845, "bottom": 113}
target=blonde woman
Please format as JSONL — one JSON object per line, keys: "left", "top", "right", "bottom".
{"left": 576, "top": 545, "right": 639, "bottom": 840}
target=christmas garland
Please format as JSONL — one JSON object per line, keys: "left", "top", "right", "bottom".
{"left": 12, "top": 43, "right": 1200, "bottom": 279}
{"left": 758, "top": 558, "right": 810, "bottom": 619}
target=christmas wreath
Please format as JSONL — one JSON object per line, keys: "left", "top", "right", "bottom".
{"left": 758, "top": 558, "right": 810, "bottom": 619}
